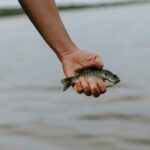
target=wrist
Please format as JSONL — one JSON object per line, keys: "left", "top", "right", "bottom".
{"left": 57, "top": 45, "right": 79, "bottom": 61}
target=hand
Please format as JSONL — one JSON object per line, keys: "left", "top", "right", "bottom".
{"left": 60, "top": 49, "right": 107, "bottom": 97}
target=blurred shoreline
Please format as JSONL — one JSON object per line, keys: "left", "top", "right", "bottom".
{"left": 0, "top": 0, "right": 150, "bottom": 17}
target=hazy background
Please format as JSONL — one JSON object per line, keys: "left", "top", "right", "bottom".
{"left": 0, "top": 0, "right": 148, "bottom": 7}
{"left": 0, "top": 0, "right": 150, "bottom": 150}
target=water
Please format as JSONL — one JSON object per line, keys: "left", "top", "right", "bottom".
{"left": 0, "top": 2, "right": 150, "bottom": 150}
{"left": 0, "top": 0, "right": 148, "bottom": 7}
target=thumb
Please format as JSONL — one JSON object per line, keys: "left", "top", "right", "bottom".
{"left": 87, "top": 59, "right": 104, "bottom": 69}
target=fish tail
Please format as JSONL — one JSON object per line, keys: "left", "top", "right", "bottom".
{"left": 61, "top": 77, "right": 73, "bottom": 91}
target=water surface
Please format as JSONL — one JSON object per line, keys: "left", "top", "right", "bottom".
{"left": 0, "top": 0, "right": 149, "bottom": 7}
{"left": 0, "top": 3, "right": 150, "bottom": 150}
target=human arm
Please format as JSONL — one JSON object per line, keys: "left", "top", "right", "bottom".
{"left": 18, "top": 0, "right": 106, "bottom": 97}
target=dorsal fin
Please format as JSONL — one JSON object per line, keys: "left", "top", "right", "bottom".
{"left": 75, "top": 66, "right": 100, "bottom": 74}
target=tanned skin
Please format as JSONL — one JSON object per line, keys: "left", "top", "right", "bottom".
{"left": 18, "top": 0, "right": 107, "bottom": 97}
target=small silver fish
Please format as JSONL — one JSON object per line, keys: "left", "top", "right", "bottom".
{"left": 61, "top": 66, "right": 120, "bottom": 91}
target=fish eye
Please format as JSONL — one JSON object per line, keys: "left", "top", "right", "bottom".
{"left": 105, "top": 73, "right": 108, "bottom": 76}
{"left": 113, "top": 75, "right": 117, "bottom": 78}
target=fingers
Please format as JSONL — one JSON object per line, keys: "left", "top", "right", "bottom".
{"left": 79, "top": 77, "right": 92, "bottom": 96}
{"left": 74, "top": 77, "right": 107, "bottom": 98}
{"left": 98, "top": 80, "right": 107, "bottom": 94}
{"left": 88, "top": 78, "right": 100, "bottom": 97}
{"left": 74, "top": 80, "right": 83, "bottom": 94}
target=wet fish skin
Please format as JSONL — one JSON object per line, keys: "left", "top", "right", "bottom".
{"left": 61, "top": 66, "right": 120, "bottom": 91}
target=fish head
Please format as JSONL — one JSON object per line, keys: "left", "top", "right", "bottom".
{"left": 100, "top": 70, "right": 120, "bottom": 86}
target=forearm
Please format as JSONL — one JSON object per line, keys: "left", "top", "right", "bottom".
{"left": 18, "top": 0, "right": 77, "bottom": 59}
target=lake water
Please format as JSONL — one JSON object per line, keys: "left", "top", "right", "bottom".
{"left": 0, "top": 2, "right": 150, "bottom": 150}
{"left": 0, "top": 0, "right": 148, "bottom": 7}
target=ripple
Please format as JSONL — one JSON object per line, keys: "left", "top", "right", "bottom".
{"left": 122, "top": 137, "right": 150, "bottom": 146}
{"left": 78, "top": 113, "right": 150, "bottom": 123}
{"left": 0, "top": 85, "right": 62, "bottom": 93}
{"left": 114, "top": 83, "right": 146, "bottom": 90}
{"left": 110, "top": 95, "right": 146, "bottom": 102}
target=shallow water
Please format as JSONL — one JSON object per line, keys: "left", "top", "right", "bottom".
{"left": 0, "top": 3, "right": 150, "bottom": 150}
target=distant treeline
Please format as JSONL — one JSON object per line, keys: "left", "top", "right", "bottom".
{"left": 0, "top": 8, "right": 24, "bottom": 17}
{"left": 0, "top": 0, "right": 150, "bottom": 17}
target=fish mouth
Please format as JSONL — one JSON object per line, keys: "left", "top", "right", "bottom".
{"left": 114, "top": 79, "right": 120, "bottom": 84}
{"left": 107, "top": 78, "right": 120, "bottom": 85}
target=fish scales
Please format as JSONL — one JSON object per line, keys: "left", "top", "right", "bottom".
{"left": 61, "top": 66, "right": 120, "bottom": 91}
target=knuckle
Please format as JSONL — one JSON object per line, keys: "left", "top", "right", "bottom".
{"left": 92, "top": 89, "right": 100, "bottom": 97}
{"left": 100, "top": 88, "right": 106, "bottom": 94}
{"left": 76, "top": 83, "right": 82, "bottom": 89}
{"left": 98, "top": 81, "right": 105, "bottom": 87}
{"left": 99, "top": 83, "right": 104, "bottom": 89}
{"left": 79, "top": 77, "right": 84, "bottom": 81}
{"left": 92, "top": 87, "right": 98, "bottom": 93}
{"left": 77, "top": 87, "right": 82, "bottom": 93}
{"left": 84, "top": 86, "right": 90, "bottom": 93}
{"left": 101, "top": 89, "right": 107, "bottom": 94}
{"left": 74, "top": 85, "right": 83, "bottom": 94}
{"left": 99, "top": 85, "right": 107, "bottom": 93}
{"left": 88, "top": 78, "right": 93, "bottom": 83}
{"left": 84, "top": 86, "right": 91, "bottom": 96}
{"left": 93, "top": 91, "right": 99, "bottom": 97}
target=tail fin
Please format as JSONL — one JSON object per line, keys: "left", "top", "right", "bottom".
{"left": 61, "top": 77, "right": 72, "bottom": 91}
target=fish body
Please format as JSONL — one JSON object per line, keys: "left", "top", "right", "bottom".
{"left": 61, "top": 66, "right": 120, "bottom": 91}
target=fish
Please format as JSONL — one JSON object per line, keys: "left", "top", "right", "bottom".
{"left": 61, "top": 66, "right": 120, "bottom": 91}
